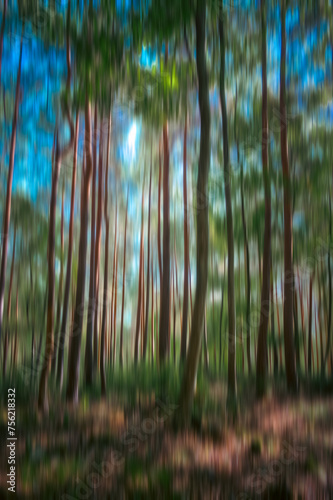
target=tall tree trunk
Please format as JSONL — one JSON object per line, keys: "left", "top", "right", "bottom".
{"left": 143, "top": 155, "right": 152, "bottom": 361}
{"left": 66, "top": 95, "right": 93, "bottom": 404}
{"left": 256, "top": 0, "right": 271, "bottom": 398}
{"left": 134, "top": 181, "right": 144, "bottom": 363}
{"left": 177, "top": 0, "right": 210, "bottom": 426}
{"left": 173, "top": 258, "right": 176, "bottom": 364}
{"left": 57, "top": 114, "right": 79, "bottom": 389}
{"left": 118, "top": 196, "right": 128, "bottom": 367}
{"left": 119, "top": 189, "right": 128, "bottom": 368}
{"left": 219, "top": 6, "right": 237, "bottom": 413}
{"left": 0, "top": 29, "right": 23, "bottom": 348}
{"left": 3, "top": 224, "right": 16, "bottom": 377}
{"left": 324, "top": 190, "right": 332, "bottom": 373}
{"left": 84, "top": 105, "right": 98, "bottom": 386}
{"left": 51, "top": 182, "right": 65, "bottom": 375}
{"left": 219, "top": 256, "right": 225, "bottom": 373}
{"left": 203, "top": 307, "right": 209, "bottom": 371}
{"left": 151, "top": 253, "right": 154, "bottom": 365}
{"left": 181, "top": 116, "right": 189, "bottom": 362}
{"left": 101, "top": 113, "right": 111, "bottom": 397}
{"left": 94, "top": 119, "right": 103, "bottom": 369}
{"left": 113, "top": 243, "right": 118, "bottom": 367}
{"left": 159, "top": 123, "right": 170, "bottom": 364}
{"left": 294, "top": 279, "right": 300, "bottom": 373}
{"left": 280, "top": 0, "right": 297, "bottom": 392}
{"left": 308, "top": 274, "right": 313, "bottom": 375}
{"left": 157, "top": 140, "right": 162, "bottom": 289}
{"left": 271, "top": 261, "right": 278, "bottom": 375}
{"left": 38, "top": 15, "right": 74, "bottom": 409}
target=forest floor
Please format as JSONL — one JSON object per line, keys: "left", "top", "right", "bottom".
{"left": 0, "top": 370, "right": 333, "bottom": 499}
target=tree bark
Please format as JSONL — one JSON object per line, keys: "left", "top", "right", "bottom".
{"left": 143, "top": 156, "right": 152, "bottom": 361}
{"left": 134, "top": 181, "right": 144, "bottom": 363}
{"left": 94, "top": 118, "right": 103, "bottom": 369}
{"left": 57, "top": 114, "right": 79, "bottom": 389}
{"left": 256, "top": 0, "right": 271, "bottom": 398}
{"left": 308, "top": 274, "right": 313, "bottom": 375}
{"left": 180, "top": 116, "right": 189, "bottom": 362}
{"left": 101, "top": 113, "right": 111, "bottom": 397}
{"left": 157, "top": 140, "right": 162, "bottom": 289}
{"left": 177, "top": 0, "right": 210, "bottom": 426}
{"left": 159, "top": 123, "right": 170, "bottom": 364}
{"left": 66, "top": 95, "right": 93, "bottom": 404}
{"left": 51, "top": 182, "right": 64, "bottom": 375}
{"left": 38, "top": 3, "right": 74, "bottom": 411}
{"left": 280, "top": 0, "right": 298, "bottom": 392}
{"left": 119, "top": 188, "right": 129, "bottom": 368}
{"left": 2, "top": 224, "right": 16, "bottom": 377}
{"left": 84, "top": 105, "right": 98, "bottom": 386}
{"left": 0, "top": 29, "right": 23, "bottom": 348}
{"left": 219, "top": 6, "right": 237, "bottom": 413}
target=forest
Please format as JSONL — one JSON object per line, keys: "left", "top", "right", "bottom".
{"left": 0, "top": 0, "right": 333, "bottom": 498}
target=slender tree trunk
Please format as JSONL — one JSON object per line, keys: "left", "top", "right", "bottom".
{"left": 13, "top": 261, "right": 20, "bottom": 370}
{"left": 324, "top": 190, "right": 332, "bottom": 373}
{"left": 57, "top": 114, "right": 79, "bottom": 389}
{"left": 66, "top": 95, "right": 93, "bottom": 404}
{"left": 270, "top": 261, "right": 278, "bottom": 375}
{"left": 0, "top": 29, "right": 23, "bottom": 348}
{"left": 294, "top": 279, "right": 300, "bottom": 373}
{"left": 157, "top": 140, "right": 162, "bottom": 289}
{"left": 101, "top": 113, "right": 111, "bottom": 397}
{"left": 94, "top": 119, "right": 103, "bottom": 368}
{"left": 119, "top": 188, "right": 129, "bottom": 368}
{"left": 113, "top": 243, "right": 118, "bottom": 367}
{"left": 203, "top": 307, "right": 209, "bottom": 371}
{"left": 173, "top": 258, "right": 176, "bottom": 364}
{"left": 143, "top": 157, "right": 152, "bottom": 361}
{"left": 256, "top": 0, "right": 271, "bottom": 397}
{"left": 181, "top": 116, "right": 189, "bottom": 362}
{"left": 51, "top": 183, "right": 64, "bottom": 375}
{"left": 308, "top": 274, "right": 313, "bottom": 375}
{"left": 159, "top": 123, "right": 170, "bottom": 364}
{"left": 219, "top": 7, "right": 237, "bottom": 413}
{"left": 219, "top": 256, "right": 225, "bottom": 373}
{"left": 177, "top": 0, "right": 210, "bottom": 426}
{"left": 151, "top": 253, "right": 154, "bottom": 366}
{"left": 134, "top": 181, "right": 144, "bottom": 363}
{"left": 110, "top": 203, "right": 117, "bottom": 363}
{"left": 84, "top": 105, "right": 98, "bottom": 386}
{"left": 3, "top": 224, "right": 16, "bottom": 377}
{"left": 280, "top": 0, "right": 297, "bottom": 392}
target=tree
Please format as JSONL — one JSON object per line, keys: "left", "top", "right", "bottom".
{"left": 180, "top": 114, "right": 189, "bottom": 362}
{"left": 101, "top": 112, "right": 111, "bottom": 397}
{"left": 38, "top": 3, "right": 74, "bottom": 412}
{"left": 219, "top": 6, "right": 237, "bottom": 415}
{"left": 119, "top": 189, "right": 128, "bottom": 368}
{"left": 134, "top": 179, "right": 145, "bottom": 363}
{"left": 0, "top": 25, "right": 23, "bottom": 350}
{"left": 66, "top": 95, "right": 93, "bottom": 404}
{"left": 57, "top": 114, "right": 79, "bottom": 390}
{"left": 256, "top": 0, "right": 271, "bottom": 398}
{"left": 94, "top": 117, "right": 104, "bottom": 370}
{"left": 85, "top": 105, "right": 98, "bottom": 385}
{"left": 280, "top": 0, "right": 297, "bottom": 392}
{"left": 178, "top": 0, "right": 210, "bottom": 426}
{"left": 143, "top": 150, "right": 152, "bottom": 361}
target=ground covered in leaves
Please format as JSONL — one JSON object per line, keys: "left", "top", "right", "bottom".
{"left": 0, "top": 369, "right": 332, "bottom": 499}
